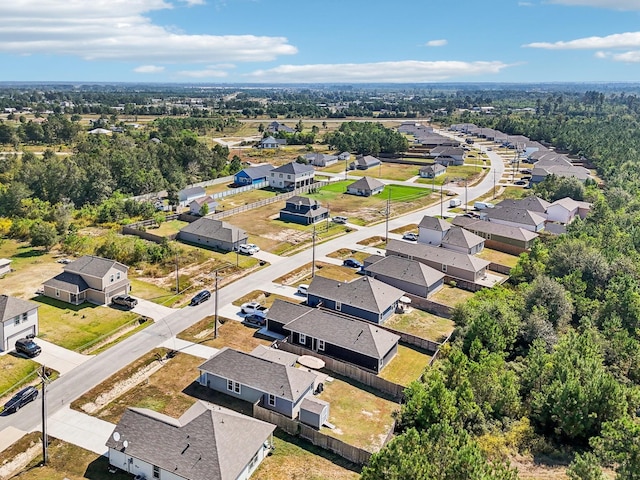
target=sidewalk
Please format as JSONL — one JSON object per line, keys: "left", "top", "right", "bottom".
{"left": 160, "top": 338, "right": 218, "bottom": 359}
{"left": 35, "top": 339, "right": 92, "bottom": 376}
{"left": 42, "top": 406, "right": 115, "bottom": 456}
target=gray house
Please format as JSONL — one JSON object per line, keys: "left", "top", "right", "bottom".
{"left": 0, "top": 295, "right": 39, "bottom": 352}
{"left": 178, "top": 218, "right": 248, "bottom": 252}
{"left": 198, "top": 347, "right": 317, "bottom": 419}
{"left": 258, "top": 136, "right": 286, "bottom": 149}
{"left": 303, "top": 153, "right": 338, "bottom": 167}
{"left": 452, "top": 216, "right": 539, "bottom": 255}
{"left": 419, "top": 163, "right": 446, "bottom": 179}
{"left": 351, "top": 155, "right": 381, "bottom": 170}
{"left": 269, "top": 162, "right": 315, "bottom": 190}
{"left": 266, "top": 121, "right": 295, "bottom": 133}
{"left": 441, "top": 226, "right": 485, "bottom": 255}
{"left": 346, "top": 176, "right": 385, "bottom": 197}
{"left": 363, "top": 255, "right": 445, "bottom": 298}
{"left": 418, "top": 215, "right": 452, "bottom": 246}
{"left": 386, "top": 239, "right": 490, "bottom": 283}
{"left": 106, "top": 401, "right": 275, "bottom": 480}
{"left": 279, "top": 196, "right": 329, "bottom": 225}
{"left": 485, "top": 206, "right": 546, "bottom": 232}
{"left": 267, "top": 299, "right": 400, "bottom": 373}
{"left": 178, "top": 186, "right": 206, "bottom": 207}
{"left": 43, "top": 255, "right": 130, "bottom": 305}
{"left": 430, "top": 146, "right": 465, "bottom": 166}
{"left": 306, "top": 276, "right": 404, "bottom": 324}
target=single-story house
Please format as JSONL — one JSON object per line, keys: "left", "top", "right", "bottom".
{"left": 198, "top": 347, "right": 318, "bottom": 419}
{"left": 418, "top": 215, "right": 451, "bottom": 246}
{"left": 189, "top": 195, "right": 217, "bottom": 216}
{"left": 250, "top": 344, "right": 299, "bottom": 367}
{"left": 234, "top": 164, "right": 274, "bottom": 186}
{"left": 441, "top": 226, "right": 485, "bottom": 255}
{"left": 106, "top": 401, "right": 275, "bottom": 480}
{"left": 0, "top": 295, "right": 39, "bottom": 352}
{"left": 303, "top": 153, "right": 338, "bottom": 167}
{"left": 346, "top": 176, "right": 385, "bottom": 197}
{"left": 496, "top": 196, "right": 550, "bottom": 214}
{"left": 531, "top": 165, "right": 592, "bottom": 184}
{"left": 269, "top": 162, "right": 315, "bottom": 190}
{"left": 338, "top": 152, "right": 351, "bottom": 161}
{"left": 363, "top": 255, "right": 445, "bottom": 298}
{"left": 415, "top": 134, "right": 460, "bottom": 148}
{"left": 178, "top": 186, "right": 206, "bottom": 207}
{"left": 385, "top": 239, "right": 491, "bottom": 284}
{"left": 266, "top": 299, "right": 400, "bottom": 373}
{"left": 43, "top": 255, "right": 131, "bottom": 305}
{"left": 452, "top": 216, "right": 539, "bottom": 254}
{"left": 279, "top": 196, "right": 329, "bottom": 225}
{"left": 258, "top": 136, "right": 287, "bottom": 149}
{"left": 266, "top": 121, "right": 296, "bottom": 133}
{"left": 485, "top": 207, "right": 546, "bottom": 232}
{"left": 430, "top": 146, "right": 465, "bottom": 165}
{"left": 546, "top": 197, "right": 592, "bottom": 224}
{"left": 351, "top": 155, "right": 381, "bottom": 170}
{"left": 0, "top": 258, "right": 11, "bottom": 276}
{"left": 306, "top": 276, "right": 405, "bottom": 324}
{"left": 178, "top": 218, "right": 248, "bottom": 252}
{"left": 419, "top": 164, "right": 446, "bottom": 179}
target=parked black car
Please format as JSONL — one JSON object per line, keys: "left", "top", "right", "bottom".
{"left": 343, "top": 258, "right": 363, "bottom": 269}
{"left": 243, "top": 314, "right": 266, "bottom": 327}
{"left": 112, "top": 295, "right": 138, "bottom": 309}
{"left": 15, "top": 338, "right": 41, "bottom": 358}
{"left": 190, "top": 290, "right": 211, "bottom": 306}
{"left": 3, "top": 386, "right": 38, "bottom": 413}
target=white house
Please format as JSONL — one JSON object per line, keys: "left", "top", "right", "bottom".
{"left": 546, "top": 197, "right": 592, "bottom": 224}
{"left": 178, "top": 186, "right": 206, "bottom": 207}
{"left": 268, "top": 162, "right": 315, "bottom": 190}
{"left": 418, "top": 215, "right": 452, "bottom": 246}
{"left": 0, "top": 295, "right": 39, "bottom": 352}
{"left": 0, "top": 258, "right": 11, "bottom": 276}
{"left": 189, "top": 195, "right": 217, "bottom": 216}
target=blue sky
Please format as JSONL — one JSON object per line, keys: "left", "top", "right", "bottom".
{"left": 2, "top": 0, "right": 640, "bottom": 84}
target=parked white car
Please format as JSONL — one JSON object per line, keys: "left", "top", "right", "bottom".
{"left": 237, "top": 244, "right": 258, "bottom": 255}
{"left": 297, "top": 284, "right": 309, "bottom": 295}
{"left": 240, "top": 302, "right": 269, "bottom": 318}
{"left": 245, "top": 243, "right": 260, "bottom": 252}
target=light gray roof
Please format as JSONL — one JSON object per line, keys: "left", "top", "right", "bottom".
{"left": 0, "top": 295, "right": 39, "bottom": 322}
{"left": 65, "top": 255, "right": 127, "bottom": 278}
{"left": 348, "top": 176, "right": 385, "bottom": 191}
{"left": 307, "top": 276, "right": 404, "bottom": 314}
{"left": 496, "top": 196, "right": 551, "bottom": 213}
{"left": 180, "top": 218, "right": 247, "bottom": 244}
{"left": 238, "top": 164, "right": 274, "bottom": 180}
{"left": 442, "top": 227, "right": 485, "bottom": 249}
{"left": 549, "top": 197, "right": 592, "bottom": 211}
{"left": 452, "top": 217, "right": 539, "bottom": 242}
{"left": 355, "top": 155, "right": 381, "bottom": 166}
{"left": 191, "top": 195, "right": 217, "bottom": 207}
{"left": 272, "top": 162, "right": 314, "bottom": 175}
{"left": 250, "top": 345, "right": 299, "bottom": 366}
{"left": 534, "top": 165, "right": 591, "bottom": 181}
{"left": 301, "top": 397, "right": 329, "bottom": 415}
{"left": 286, "top": 196, "right": 320, "bottom": 207}
{"left": 105, "top": 401, "right": 275, "bottom": 480}
{"left": 486, "top": 207, "right": 547, "bottom": 227}
{"left": 199, "top": 348, "right": 316, "bottom": 402}
{"left": 364, "top": 255, "right": 445, "bottom": 289}
{"left": 431, "top": 146, "right": 464, "bottom": 156}
{"left": 419, "top": 215, "right": 451, "bottom": 232}
{"left": 0, "top": 258, "right": 10, "bottom": 267}
{"left": 179, "top": 186, "right": 206, "bottom": 197}
{"left": 43, "top": 272, "right": 90, "bottom": 293}
{"left": 303, "top": 153, "right": 337, "bottom": 163}
{"left": 386, "top": 239, "right": 490, "bottom": 273}
{"left": 420, "top": 164, "right": 446, "bottom": 174}
{"left": 268, "top": 299, "right": 400, "bottom": 359}
{"left": 267, "top": 298, "right": 311, "bottom": 322}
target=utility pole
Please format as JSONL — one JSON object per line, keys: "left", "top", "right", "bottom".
{"left": 440, "top": 183, "right": 444, "bottom": 218}
{"left": 175, "top": 251, "right": 179, "bottom": 294}
{"left": 214, "top": 270, "right": 219, "bottom": 339}
{"left": 311, "top": 224, "right": 316, "bottom": 279}
{"left": 493, "top": 168, "right": 496, "bottom": 199}
{"left": 39, "top": 365, "right": 49, "bottom": 466}
{"left": 385, "top": 187, "right": 391, "bottom": 244}
{"left": 465, "top": 180, "right": 468, "bottom": 213}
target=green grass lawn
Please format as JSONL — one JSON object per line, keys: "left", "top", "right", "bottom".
{"left": 35, "top": 296, "right": 138, "bottom": 351}
{"left": 129, "top": 277, "right": 180, "bottom": 305}
{"left": 149, "top": 219, "right": 188, "bottom": 237}
{"left": 273, "top": 261, "right": 362, "bottom": 286}
{"left": 385, "top": 310, "right": 455, "bottom": 342}
{"left": 430, "top": 285, "right": 475, "bottom": 307}
{"left": 378, "top": 345, "right": 432, "bottom": 386}
{"left": 178, "top": 316, "right": 272, "bottom": 352}
{"left": 477, "top": 248, "right": 520, "bottom": 268}
{"left": 0, "top": 355, "right": 40, "bottom": 399}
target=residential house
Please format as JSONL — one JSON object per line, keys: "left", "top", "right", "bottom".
{"left": 178, "top": 218, "right": 247, "bottom": 252}
{"left": 88, "top": 128, "right": 111, "bottom": 135}
{"left": 258, "top": 136, "right": 286, "bottom": 149}
{"left": 531, "top": 164, "right": 592, "bottom": 184}
{"left": 189, "top": 196, "right": 217, "bottom": 216}
{"left": 279, "top": 196, "right": 329, "bottom": 225}
{"left": 234, "top": 164, "right": 274, "bottom": 186}
{"left": 418, "top": 215, "right": 451, "bottom": 246}
{"left": 546, "top": 197, "right": 592, "bottom": 224}
{"left": 250, "top": 344, "right": 299, "bottom": 367}
{"left": 363, "top": 255, "right": 445, "bottom": 298}
{"left": 496, "top": 196, "right": 550, "bottom": 214}
{"left": 386, "top": 239, "right": 491, "bottom": 284}
{"left": 266, "top": 121, "right": 296, "bottom": 134}
{"left": 0, "top": 258, "right": 11, "bottom": 276}
{"left": 452, "top": 216, "right": 539, "bottom": 255}
{"left": 269, "top": 162, "right": 315, "bottom": 190}
{"left": 441, "top": 226, "right": 485, "bottom": 254}
{"left": 303, "top": 153, "right": 338, "bottom": 167}
{"left": 266, "top": 299, "right": 400, "bottom": 373}
{"left": 415, "top": 133, "right": 460, "bottom": 148}
{"left": 485, "top": 206, "right": 546, "bottom": 232}
{"left": 430, "top": 146, "right": 465, "bottom": 166}
{"left": 0, "top": 295, "right": 39, "bottom": 352}
{"left": 306, "top": 276, "right": 404, "bottom": 324}
{"left": 198, "top": 347, "right": 317, "bottom": 419}
{"left": 338, "top": 152, "right": 351, "bottom": 161}
{"left": 106, "top": 401, "right": 275, "bottom": 480}
{"left": 419, "top": 163, "right": 446, "bottom": 179}
{"left": 178, "top": 186, "right": 206, "bottom": 207}
{"left": 42, "top": 255, "right": 131, "bottom": 305}
{"left": 346, "top": 176, "right": 385, "bottom": 197}
{"left": 351, "top": 155, "right": 381, "bottom": 170}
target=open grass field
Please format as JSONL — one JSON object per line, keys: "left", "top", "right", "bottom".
{"left": 477, "top": 248, "right": 520, "bottom": 268}
{"left": 149, "top": 219, "right": 188, "bottom": 237}
{"left": 378, "top": 345, "right": 432, "bottom": 386}
{"left": 390, "top": 223, "right": 419, "bottom": 235}
{"left": 385, "top": 309, "right": 455, "bottom": 342}
{"left": 430, "top": 285, "right": 476, "bottom": 308}
{"left": 273, "top": 261, "right": 362, "bottom": 286}
{"left": 215, "top": 188, "right": 277, "bottom": 211}
{"left": 0, "top": 240, "right": 61, "bottom": 299}
{"left": 128, "top": 277, "right": 180, "bottom": 305}
{"left": 0, "top": 355, "right": 41, "bottom": 400}
{"left": 177, "top": 316, "right": 273, "bottom": 352}
{"left": 35, "top": 296, "right": 138, "bottom": 351}
{"left": 317, "top": 376, "right": 398, "bottom": 452}
{"left": 345, "top": 164, "right": 421, "bottom": 181}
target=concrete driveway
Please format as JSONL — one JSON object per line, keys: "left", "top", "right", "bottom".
{"left": 34, "top": 339, "right": 92, "bottom": 376}
{"left": 43, "top": 406, "right": 114, "bottom": 456}
{"left": 130, "top": 298, "right": 175, "bottom": 321}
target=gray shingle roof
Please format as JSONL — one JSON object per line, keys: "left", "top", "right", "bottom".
{"left": 550, "top": 197, "right": 592, "bottom": 211}
{"left": 363, "top": 255, "right": 445, "bottom": 289}
{"left": 105, "top": 401, "right": 275, "bottom": 480}
{"left": 286, "top": 196, "right": 320, "bottom": 207}
{"left": 0, "top": 295, "right": 39, "bottom": 322}
{"left": 250, "top": 345, "right": 299, "bottom": 366}
{"left": 199, "top": 348, "right": 316, "bottom": 402}
{"left": 348, "top": 176, "right": 385, "bottom": 191}
{"left": 419, "top": 215, "right": 451, "bottom": 232}
{"left": 486, "top": 207, "right": 547, "bottom": 227}
{"left": 386, "top": 239, "right": 490, "bottom": 273}
{"left": 307, "top": 276, "right": 404, "bottom": 314}
{"left": 451, "top": 217, "right": 539, "bottom": 242}
{"left": 272, "top": 162, "right": 314, "bottom": 175}
{"left": 420, "top": 164, "right": 446, "bottom": 174}
{"left": 355, "top": 155, "right": 381, "bottom": 167}
{"left": 180, "top": 218, "right": 247, "bottom": 244}
{"left": 301, "top": 397, "right": 329, "bottom": 415}
{"left": 43, "top": 272, "right": 90, "bottom": 293}
{"left": 268, "top": 299, "right": 400, "bottom": 359}
{"left": 496, "top": 196, "right": 550, "bottom": 213}
{"left": 179, "top": 186, "right": 206, "bottom": 198}
{"left": 238, "top": 164, "right": 274, "bottom": 180}
{"left": 442, "top": 227, "right": 485, "bottom": 250}
{"left": 65, "top": 255, "right": 127, "bottom": 278}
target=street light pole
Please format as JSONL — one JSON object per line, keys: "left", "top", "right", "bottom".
{"left": 385, "top": 187, "right": 391, "bottom": 244}
{"left": 214, "top": 270, "right": 219, "bottom": 339}
{"left": 39, "top": 365, "right": 49, "bottom": 466}
{"left": 175, "top": 251, "right": 179, "bottom": 294}
{"left": 311, "top": 224, "right": 316, "bottom": 279}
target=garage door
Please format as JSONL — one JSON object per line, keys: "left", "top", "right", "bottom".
{"left": 6, "top": 327, "right": 36, "bottom": 352}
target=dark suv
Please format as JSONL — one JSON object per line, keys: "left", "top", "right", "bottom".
{"left": 15, "top": 338, "right": 41, "bottom": 358}
{"left": 3, "top": 386, "right": 38, "bottom": 413}
{"left": 190, "top": 290, "right": 211, "bottom": 306}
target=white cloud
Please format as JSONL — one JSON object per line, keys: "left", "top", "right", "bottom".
{"left": 134, "top": 64, "right": 165, "bottom": 73}
{"left": 597, "top": 50, "right": 640, "bottom": 62}
{"left": 524, "top": 31, "right": 640, "bottom": 49}
{"left": 548, "top": 0, "right": 640, "bottom": 10}
{"left": 176, "top": 68, "right": 229, "bottom": 78}
{"left": 180, "top": 0, "right": 206, "bottom": 5}
{"left": 0, "top": 1, "right": 296, "bottom": 63}
{"left": 245, "top": 60, "right": 511, "bottom": 83}
{"left": 424, "top": 39, "right": 447, "bottom": 47}
{"left": 518, "top": 2, "right": 534, "bottom": 6}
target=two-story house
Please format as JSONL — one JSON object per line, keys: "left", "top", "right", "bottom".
{"left": 269, "top": 162, "right": 315, "bottom": 190}
{"left": 42, "top": 255, "right": 131, "bottom": 305}
{"left": 0, "top": 295, "right": 39, "bottom": 352}
{"left": 279, "top": 196, "right": 329, "bottom": 225}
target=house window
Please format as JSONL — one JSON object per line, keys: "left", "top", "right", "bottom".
{"left": 279, "top": 174, "right": 283, "bottom": 178}
{"left": 14, "top": 316, "right": 20, "bottom": 326}
{"left": 55, "top": 289, "right": 60, "bottom": 297}
{"left": 227, "top": 379, "right": 241, "bottom": 394}
{"left": 116, "top": 272, "right": 121, "bottom": 280}
{"left": 249, "top": 452, "right": 259, "bottom": 470}
{"left": 268, "top": 394, "right": 276, "bottom": 406}
{"left": 318, "top": 339, "right": 325, "bottom": 351}
{"left": 336, "top": 301, "right": 341, "bottom": 311}
{"left": 442, "top": 264, "right": 447, "bottom": 272}
{"left": 110, "top": 274, "right": 114, "bottom": 283}
{"left": 22, "top": 313, "right": 28, "bottom": 322}
{"left": 299, "top": 333, "right": 306, "bottom": 344}
{"left": 287, "top": 174, "right": 292, "bottom": 180}
{"left": 153, "top": 465, "right": 160, "bottom": 479}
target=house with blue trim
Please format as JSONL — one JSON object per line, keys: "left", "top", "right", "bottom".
{"left": 234, "top": 164, "right": 274, "bottom": 186}
{"left": 279, "top": 196, "right": 329, "bottom": 225}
